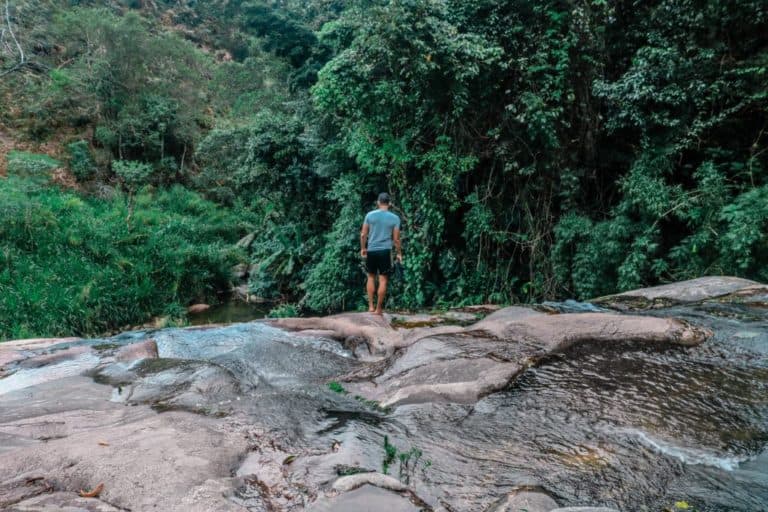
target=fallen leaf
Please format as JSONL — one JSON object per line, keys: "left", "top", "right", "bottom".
{"left": 79, "top": 483, "right": 104, "bottom": 498}
{"left": 98, "top": 441, "right": 109, "bottom": 447}
{"left": 282, "top": 455, "right": 297, "bottom": 465}
{"left": 332, "top": 441, "right": 341, "bottom": 452}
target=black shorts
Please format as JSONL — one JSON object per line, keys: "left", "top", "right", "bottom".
{"left": 366, "top": 249, "right": 392, "bottom": 276}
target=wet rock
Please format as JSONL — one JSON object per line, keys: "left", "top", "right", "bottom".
{"left": 11, "top": 491, "right": 124, "bottom": 511}
{"left": 120, "top": 359, "right": 241, "bottom": 415}
{"left": 332, "top": 472, "right": 409, "bottom": 493}
{"left": 0, "top": 473, "right": 54, "bottom": 509}
{"left": 0, "top": 337, "right": 82, "bottom": 368}
{"left": 459, "top": 304, "right": 502, "bottom": 314}
{"left": 390, "top": 310, "right": 478, "bottom": 328}
{"left": 550, "top": 508, "right": 619, "bottom": 512}
{"left": 232, "top": 284, "right": 265, "bottom": 303}
{"left": 376, "top": 357, "right": 522, "bottom": 407}
{"left": 487, "top": 490, "right": 559, "bottom": 512}
{"left": 485, "top": 312, "right": 710, "bottom": 351}
{"left": 273, "top": 305, "right": 710, "bottom": 408}
{"left": 115, "top": 339, "right": 158, "bottom": 362}
{"left": 188, "top": 303, "right": 212, "bottom": 314}
{"left": 594, "top": 276, "right": 767, "bottom": 310}
{"left": 271, "top": 312, "right": 399, "bottom": 355}
{"left": 486, "top": 491, "right": 619, "bottom": 512}
{"left": 441, "top": 310, "right": 480, "bottom": 323}
{"left": 470, "top": 306, "right": 546, "bottom": 338}
{"left": 309, "top": 484, "right": 421, "bottom": 512}
{"left": 390, "top": 312, "right": 443, "bottom": 328}
{"left": 17, "top": 345, "right": 92, "bottom": 369}
{"left": 343, "top": 332, "right": 532, "bottom": 407}
{"left": 271, "top": 313, "right": 464, "bottom": 356}
{"left": 293, "top": 329, "right": 340, "bottom": 339}
{"left": 0, "top": 376, "right": 249, "bottom": 512}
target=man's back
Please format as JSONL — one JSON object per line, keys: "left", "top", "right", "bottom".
{"left": 364, "top": 209, "right": 400, "bottom": 251}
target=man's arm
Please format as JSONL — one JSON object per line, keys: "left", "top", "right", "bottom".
{"left": 360, "top": 223, "right": 369, "bottom": 257}
{"left": 393, "top": 226, "right": 402, "bottom": 263}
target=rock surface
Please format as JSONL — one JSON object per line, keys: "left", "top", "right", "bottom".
{"left": 486, "top": 490, "right": 619, "bottom": 512}
{"left": 273, "top": 305, "right": 709, "bottom": 407}
{"left": 309, "top": 485, "right": 421, "bottom": 512}
{"left": 270, "top": 307, "right": 707, "bottom": 357}
{"left": 0, "top": 376, "right": 248, "bottom": 511}
{"left": 594, "top": 276, "right": 767, "bottom": 309}
{"left": 3, "top": 276, "right": 756, "bottom": 512}
{"left": 332, "top": 472, "right": 409, "bottom": 492}
{"left": 487, "top": 490, "right": 559, "bottom": 511}
{"left": 114, "top": 338, "right": 158, "bottom": 362}
{"left": 188, "top": 303, "right": 212, "bottom": 314}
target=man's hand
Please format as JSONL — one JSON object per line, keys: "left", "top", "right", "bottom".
{"left": 360, "top": 248, "right": 367, "bottom": 258}
{"left": 396, "top": 253, "right": 403, "bottom": 264}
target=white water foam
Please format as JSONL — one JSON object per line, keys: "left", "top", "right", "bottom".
{"left": 616, "top": 427, "right": 751, "bottom": 471}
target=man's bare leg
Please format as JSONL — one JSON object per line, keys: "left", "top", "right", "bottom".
{"left": 375, "top": 274, "right": 389, "bottom": 315}
{"left": 367, "top": 273, "right": 376, "bottom": 312}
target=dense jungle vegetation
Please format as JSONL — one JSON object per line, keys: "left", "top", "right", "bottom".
{"left": 1, "top": 0, "right": 766, "bottom": 339}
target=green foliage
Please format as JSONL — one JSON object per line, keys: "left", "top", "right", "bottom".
{"left": 66, "top": 140, "right": 97, "bottom": 181}
{"left": 6, "top": 151, "right": 60, "bottom": 180}
{"left": 381, "top": 435, "right": 397, "bottom": 475}
{"left": 380, "top": 435, "right": 427, "bottom": 484}
{"left": 326, "top": 381, "right": 347, "bottom": 394}
{"left": 0, "top": 176, "right": 246, "bottom": 341}
{"left": 302, "top": 174, "right": 369, "bottom": 312}
{"left": 2, "top": 0, "right": 768, "bottom": 321}
{"left": 197, "top": 109, "right": 325, "bottom": 299}
{"left": 268, "top": 303, "right": 299, "bottom": 318}
{"left": 113, "top": 160, "right": 154, "bottom": 191}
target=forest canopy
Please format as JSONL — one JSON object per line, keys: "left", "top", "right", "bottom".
{"left": 1, "top": 0, "right": 766, "bottom": 338}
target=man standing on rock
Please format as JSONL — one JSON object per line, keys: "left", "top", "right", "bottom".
{"left": 360, "top": 192, "right": 403, "bottom": 315}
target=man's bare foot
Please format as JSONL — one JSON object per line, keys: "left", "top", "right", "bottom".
{"left": 368, "top": 306, "right": 375, "bottom": 313}
{"left": 374, "top": 309, "right": 384, "bottom": 316}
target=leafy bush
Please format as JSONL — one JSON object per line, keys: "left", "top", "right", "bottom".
{"left": 113, "top": 160, "right": 154, "bottom": 190}
{"left": 267, "top": 303, "right": 299, "bottom": 318}
{"left": 6, "top": 151, "right": 60, "bottom": 180}
{"left": 0, "top": 177, "right": 247, "bottom": 341}
{"left": 66, "top": 140, "right": 97, "bottom": 181}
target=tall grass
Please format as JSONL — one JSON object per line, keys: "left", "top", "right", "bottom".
{"left": 0, "top": 177, "right": 252, "bottom": 340}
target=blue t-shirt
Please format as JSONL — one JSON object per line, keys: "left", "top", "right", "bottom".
{"left": 364, "top": 209, "right": 401, "bottom": 251}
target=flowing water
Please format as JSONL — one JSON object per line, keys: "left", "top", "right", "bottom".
{"left": 2, "top": 302, "right": 767, "bottom": 511}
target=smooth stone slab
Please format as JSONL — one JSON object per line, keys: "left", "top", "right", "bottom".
{"left": 488, "top": 490, "right": 559, "bottom": 511}
{"left": 551, "top": 508, "right": 620, "bottom": 512}
{"left": 594, "top": 276, "right": 766, "bottom": 309}
{"left": 309, "top": 484, "right": 419, "bottom": 512}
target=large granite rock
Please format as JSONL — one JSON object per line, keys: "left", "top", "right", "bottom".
{"left": 594, "top": 276, "right": 768, "bottom": 310}
{"left": 0, "top": 376, "right": 249, "bottom": 511}
{"left": 487, "top": 490, "right": 559, "bottom": 511}
{"left": 272, "top": 303, "right": 710, "bottom": 408}
{"left": 486, "top": 490, "right": 619, "bottom": 512}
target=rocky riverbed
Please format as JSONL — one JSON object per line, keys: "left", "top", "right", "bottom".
{"left": 1, "top": 277, "right": 767, "bottom": 511}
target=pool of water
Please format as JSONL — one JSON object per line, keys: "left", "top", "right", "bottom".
{"left": 188, "top": 301, "right": 270, "bottom": 325}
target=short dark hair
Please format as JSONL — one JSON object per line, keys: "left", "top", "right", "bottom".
{"left": 377, "top": 192, "right": 391, "bottom": 204}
